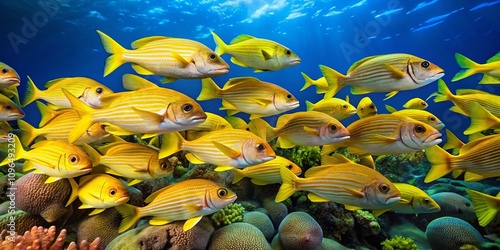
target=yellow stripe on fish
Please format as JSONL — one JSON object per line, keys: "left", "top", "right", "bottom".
{"left": 466, "top": 190, "right": 500, "bottom": 227}
{"left": 385, "top": 104, "right": 444, "bottom": 130}
{"left": 452, "top": 52, "right": 500, "bottom": 83}
{"left": 181, "top": 112, "right": 233, "bottom": 141}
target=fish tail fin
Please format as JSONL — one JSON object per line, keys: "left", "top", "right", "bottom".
{"left": 0, "top": 134, "right": 25, "bottom": 166}
{"left": 424, "top": 145, "right": 453, "bottom": 183}
{"left": 248, "top": 118, "right": 276, "bottom": 142}
{"left": 17, "top": 120, "right": 40, "bottom": 147}
{"left": 452, "top": 53, "right": 479, "bottom": 82}
{"left": 65, "top": 178, "right": 79, "bottom": 207}
{"left": 211, "top": 31, "right": 228, "bottom": 55}
{"left": 321, "top": 144, "right": 340, "bottom": 156}
{"left": 464, "top": 102, "right": 500, "bottom": 135}
{"left": 62, "top": 89, "right": 96, "bottom": 144}
{"left": 115, "top": 204, "right": 141, "bottom": 233}
{"left": 159, "top": 132, "right": 185, "bottom": 159}
{"left": 230, "top": 168, "right": 245, "bottom": 184}
{"left": 434, "top": 79, "right": 454, "bottom": 103}
{"left": 305, "top": 100, "right": 314, "bottom": 111}
{"left": 80, "top": 143, "right": 102, "bottom": 167}
{"left": 22, "top": 76, "right": 41, "bottom": 107}
{"left": 466, "top": 190, "right": 499, "bottom": 227}
{"left": 197, "top": 78, "right": 221, "bottom": 101}
{"left": 96, "top": 30, "right": 126, "bottom": 77}
{"left": 275, "top": 165, "right": 299, "bottom": 202}
{"left": 442, "top": 129, "right": 463, "bottom": 151}
{"left": 319, "top": 65, "right": 346, "bottom": 99}
{"left": 300, "top": 72, "right": 315, "bottom": 91}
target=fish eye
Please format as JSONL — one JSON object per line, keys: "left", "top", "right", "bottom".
{"left": 342, "top": 105, "right": 347, "bottom": 109}
{"left": 245, "top": 127, "right": 250, "bottom": 131}
{"left": 182, "top": 104, "right": 193, "bottom": 113}
{"left": 160, "top": 162, "right": 168, "bottom": 170}
{"left": 429, "top": 117, "right": 436, "bottom": 122}
{"left": 414, "top": 124, "right": 426, "bottom": 134}
{"left": 100, "top": 124, "right": 106, "bottom": 130}
{"left": 96, "top": 87, "right": 103, "bottom": 94}
{"left": 5, "top": 105, "right": 12, "bottom": 110}
{"left": 285, "top": 49, "right": 291, "bottom": 55}
{"left": 1, "top": 68, "right": 7, "bottom": 74}
{"left": 286, "top": 164, "right": 292, "bottom": 169}
{"left": 256, "top": 143, "right": 265, "bottom": 151}
{"left": 378, "top": 184, "right": 390, "bottom": 193}
{"left": 286, "top": 94, "right": 292, "bottom": 99}
{"left": 369, "top": 105, "right": 375, "bottom": 109}
{"left": 209, "top": 53, "right": 217, "bottom": 60}
{"left": 217, "top": 188, "right": 228, "bottom": 198}
{"left": 69, "top": 154, "right": 80, "bottom": 164}
{"left": 465, "top": 202, "right": 471, "bottom": 207}
{"left": 423, "top": 198, "right": 430, "bottom": 204}
{"left": 421, "top": 61, "right": 430, "bottom": 68}
{"left": 329, "top": 124, "right": 337, "bottom": 132}
{"left": 360, "top": 108, "right": 364, "bottom": 111}
{"left": 422, "top": 102, "right": 427, "bottom": 107}
{"left": 109, "top": 189, "right": 117, "bottom": 196}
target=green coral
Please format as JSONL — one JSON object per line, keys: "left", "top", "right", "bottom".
{"left": 381, "top": 236, "right": 419, "bottom": 250}
{"left": 211, "top": 203, "right": 245, "bottom": 227}
{"left": 276, "top": 146, "right": 321, "bottom": 170}
{"left": 375, "top": 151, "right": 428, "bottom": 183}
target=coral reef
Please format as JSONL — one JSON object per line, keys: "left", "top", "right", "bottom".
{"left": 207, "top": 222, "right": 271, "bottom": 250}
{"left": 426, "top": 217, "right": 484, "bottom": 250}
{"left": 0, "top": 210, "right": 52, "bottom": 235}
{"left": 76, "top": 208, "right": 121, "bottom": 248}
{"left": 380, "top": 236, "right": 418, "bottom": 250}
{"left": 211, "top": 203, "right": 245, "bottom": 227}
{"left": 421, "top": 192, "right": 476, "bottom": 223}
{"left": 387, "top": 218, "right": 431, "bottom": 249}
{"left": 320, "top": 238, "right": 354, "bottom": 250}
{"left": 375, "top": 151, "right": 428, "bottom": 183}
{"left": 275, "top": 146, "right": 321, "bottom": 170}
{"left": 262, "top": 198, "right": 288, "bottom": 229}
{"left": 242, "top": 211, "right": 275, "bottom": 241}
{"left": 278, "top": 211, "right": 323, "bottom": 250}
{"left": 353, "top": 210, "right": 380, "bottom": 236}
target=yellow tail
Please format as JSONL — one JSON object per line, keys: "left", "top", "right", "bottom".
{"left": 464, "top": 102, "right": 500, "bottom": 135}
{"left": 230, "top": 168, "right": 245, "bottom": 184}
{"left": 36, "top": 101, "right": 57, "bottom": 127}
{"left": 466, "top": 189, "right": 500, "bottom": 227}
{"left": 197, "top": 78, "right": 222, "bottom": 101}
{"left": 424, "top": 145, "right": 453, "bottom": 183}
{"left": 115, "top": 204, "right": 141, "bottom": 233}
{"left": 442, "top": 129, "right": 464, "bottom": 151}
{"left": 96, "top": 30, "right": 126, "bottom": 77}
{"left": 452, "top": 53, "right": 479, "bottom": 82}
{"left": 0, "top": 134, "right": 26, "bottom": 166}
{"left": 300, "top": 72, "right": 315, "bottom": 91}
{"left": 17, "top": 120, "right": 40, "bottom": 147}
{"left": 319, "top": 65, "right": 346, "bottom": 99}
{"left": 22, "top": 76, "right": 41, "bottom": 107}
{"left": 434, "top": 79, "right": 455, "bottom": 103}
{"left": 211, "top": 31, "right": 228, "bottom": 56}
{"left": 275, "top": 165, "right": 299, "bottom": 202}
{"left": 248, "top": 118, "right": 276, "bottom": 142}
{"left": 158, "top": 132, "right": 185, "bottom": 159}
{"left": 61, "top": 89, "right": 96, "bottom": 144}
{"left": 305, "top": 101, "right": 314, "bottom": 111}
{"left": 65, "top": 178, "right": 79, "bottom": 207}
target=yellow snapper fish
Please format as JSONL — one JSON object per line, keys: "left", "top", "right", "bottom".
{"left": 403, "top": 97, "right": 428, "bottom": 109}
{"left": 249, "top": 111, "right": 350, "bottom": 149}
{"left": 452, "top": 51, "right": 500, "bottom": 83}
{"left": 197, "top": 77, "right": 299, "bottom": 120}
{"left": 66, "top": 174, "right": 129, "bottom": 216}
{"left": 23, "top": 76, "right": 114, "bottom": 109}
{"left": 300, "top": 72, "right": 329, "bottom": 94}
{"left": 223, "top": 156, "right": 302, "bottom": 185}
{"left": 276, "top": 154, "right": 401, "bottom": 210}
{"left": 182, "top": 112, "right": 233, "bottom": 141}
{"left": 97, "top": 30, "right": 229, "bottom": 83}
{"left": 464, "top": 102, "right": 500, "bottom": 135}
{"left": 372, "top": 183, "right": 441, "bottom": 217}
{"left": 305, "top": 96, "right": 357, "bottom": 120}
{"left": 211, "top": 31, "right": 300, "bottom": 72}
{"left": 0, "top": 62, "right": 20, "bottom": 88}
{"left": 385, "top": 105, "right": 445, "bottom": 130}
{"left": 465, "top": 190, "right": 500, "bottom": 227}
{"left": 224, "top": 115, "right": 249, "bottom": 131}
{"left": 356, "top": 96, "right": 377, "bottom": 119}
{"left": 62, "top": 85, "right": 207, "bottom": 143}
{"left": 434, "top": 79, "right": 500, "bottom": 117}
{"left": 0, "top": 121, "right": 12, "bottom": 143}
{"left": 83, "top": 142, "right": 172, "bottom": 186}
{"left": 0, "top": 93, "right": 24, "bottom": 121}
{"left": 159, "top": 129, "right": 276, "bottom": 169}
{"left": 0, "top": 135, "right": 93, "bottom": 183}
{"left": 116, "top": 179, "right": 237, "bottom": 232}
{"left": 424, "top": 134, "right": 500, "bottom": 183}
{"left": 320, "top": 53, "right": 444, "bottom": 100}
{"left": 322, "top": 114, "right": 442, "bottom": 156}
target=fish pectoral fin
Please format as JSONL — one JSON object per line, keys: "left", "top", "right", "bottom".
{"left": 172, "top": 52, "right": 191, "bottom": 67}
{"left": 214, "top": 166, "right": 234, "bottom": 172}
{"left": 371, "top": 208, "right": 390, "bottom": 217}
{"left": 131, "top": 64, "right": 155, "bottom": 75}
{"left": 303, "top": 126, "right": 319, "bottom": 135}
{"left": 308, "top": 193, "right": 331, "bottom": 202}
{"left": 230, "top": 57, "right": 247, "bottom": 67}
{"left": 88, "top": 208, "right": 106, "bottom": 216}
{"left": 261, "top": 50, "right": 274, "bottom": 60}
{"left": 213, "top": 141, "right": 241, "bottom": 159}
{"left": 127, "top": 179, "right": 142, "bottom": 186}
{"left": 160, "top": 77, "right": 178, "bottom": 84}
{"left": 132, "top": 107, "right": 164, "bottom": 126}
{"left": 45, "top": 176, "right": 63, "bottom": 184}
{"left": 185, "top": 153, "right": 205, "bottom": 164}
{"left": 149, "top": 217, "right": 171, "bottom": 226}
{"left": 344, "top": 205, "right": 363, "bottom": 211}
{"left": 342, "top": 187, "right": 364, "bottom": 198}
{"left": 383, "top": 64, "right": 406, "bottom": 79}
{"left": 384, "top": 91, "right": 399, "bottom": 100}
{"left": 183, "top": 216, "right": 203, "bottom": 231}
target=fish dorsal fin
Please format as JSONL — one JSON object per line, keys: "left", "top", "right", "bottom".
{"left": 487, "top": 51, "right": 500, "bottom": 63}
{"left": 261, "top": 50, "right": 273, "bottom": 60}
{"left": 131, "top": 36, "right": 167, "bottom": 49}
{"left": 321, "top": 154, "right": 352, "bottom": 165}
{"left": 385, "top": 104, "right": 397, "bottom": 113}
{"left": 213, "top": 141, "right": 241, "bottom": 159}
{"left": 304, "top": 165, "right": 336, "bottom": 178}
{"left": 122, "top": 74, "right": 158, "bottom": 90}
{"left": 347, "top": 56, "right": 376, "bottom": 73}
{"left": 342, "top": 187, "right": 364, "bottom": 198}
{"left": 44, "top": 78, "right": 65, "bottom": 88}
{"left": 308, "top": 193, "right": 331, "bottom": 202}
{"left": 145, "top": 186, "right": 170, "bottom": 203}
{"left": 183, "top": 215, "right": 203, "bottom": 231}
{"left": 104, "top": 168, "right": 123, "bottom": 177}
{"left": 223, "top": 77, "right": 259, "bottom": 88}
{"left": 276, "top": 114, "right": 294, "bottom": 129}
{"left": 459, "top": 135, "right": 491, "bottom": 154}
{"left": 468, "top": 132, "right": 484, "bottom": 141}
{"left": 230, "top": 34, "right": 255, "bottom": 44}
{"left": 384, "top": 64, "right": 406, "bottom": 79}
{"left": 455, "top": 89, "right": 490, "bottom": 95}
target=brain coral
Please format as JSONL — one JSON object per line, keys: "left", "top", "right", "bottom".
{"left": 263, "top": 198, "right": 288, "bottom": 229}
{"left": 426, "top": 217, "right": 485, "bottom": 250}
{"left": 278, "top": 211, "right": 323, "bottom": 250}
{"left": 76, "top": 207, "right": 121, "bottom": 248}
{"left": 208, "top": 222, "right": 271, "bottom": 250}
{"left": 242, "top": 211, "right": 275, "bottom": 241}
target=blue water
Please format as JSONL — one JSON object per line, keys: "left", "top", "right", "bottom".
{"left": 1, "top": 0, "right": 500, "bottom": 144}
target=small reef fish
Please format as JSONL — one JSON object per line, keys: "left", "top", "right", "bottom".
{"left": 465, "top": 190, "right": 500, "bottom": 227}
{"left": 305, "top": 96, "right": 356, "bottom": 120}
{"left": 371, "top": 183, "right": 441, "bottom": 217}
{"left": 23, "top": 76, "right": 114, "bottom": 109}
{"left": 83, "top": 142, "right": 172, "bottom": 186}
{"left": 385, "top": 105, "right": 445, "bottom": 129}
{"left": 116, "top": 179, "right": 237, "bottom": 232}
{"left": 0, "top": 121, "right": 12, "bottom": 143}
{"left": 211, "top": 31, "right": 300, "bottom": 72}
{"left": 197, "top": 77, "right": 299, "bottom": 120}
{"left": 249, "top": 111, "right": 350, "bottom": 149}
{"left": 224, "top": 116, "right": 249, "bottom": 131}
{"left": 0, "top": 135, "right": 93, "bottom": 183}
{"left": 0, "top": 93, "right": 24, "bottom": 121}
{"left": 300, "top": 72, "right": 329, "bottom": 94}
{"left": 320, "top": 53, "right": 444, "bottom": 100}
{"left": 434, "top": 79, "right": 500, "bottom": 117}
{"left": 276, "top": 154, "right": 401, "bottom": 210}
{"left": 322, "top": 114, "right": 442, "bottom": 156}
{"left": 66, "top": 174, "right": 130, "bottom": 216}
{"left": 403, "top": 97, "right": 428, "bottom": 109}
{"left": 225, "top": 156, "right": 302, "bottom": 185}
{"left": 159, "top": 129, "right": 276, "bottom": 169}
{"left": 97, "top": 30, "right": 229, "bottom": 83}
{"left": 452, "top": 52, "right": 500, "bottom": 83}
{"left": 356, "top": 97, "right": 377, "bottom": 119}
{"left": 0, "top": 62, "right": 20, "bottom": 88}
{"left": 182, "top": 112, "right": 233, "bottom": 141}
{"left": 425, "top": 134, "right": 500, "bottom": 182}
{"left": 464, "top": 102, "right": 500, "bottom": 135}
{"left": 62, "top": 85, "right": 206, "bottom": 143}
{"left": 424, "top": 192, "right": 476, "bottom": 223}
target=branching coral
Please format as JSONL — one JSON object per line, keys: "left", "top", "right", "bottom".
{"left": 276, "top": 146, "right": 321, "bottom": 170}
{"left": 380, "top": 236, "right": 418, "bottom": 250}
{"left": 211, "top": 203, "right": 245, "bottom": 227}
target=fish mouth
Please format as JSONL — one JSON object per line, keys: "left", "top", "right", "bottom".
{"left": 208, "top": 68, "right": 229, "bottom": 75}
{"left": 434, "top": 122, "right": 445, "bottom": 130}
{"left": 347, "top": 110, "right": 357, "bottom": 115}
{"left": 385, "top": 195, "right": 401, "bottom": 205}
{"left": 8, "top": 113, "right": 25, "bottom": 120}
{"left": 424, "top": 131, "right": 442, "bottom": 144}
{"left": 286, "top": 101, "right": 300, "bottom": 110}
{"left": 431, "top": 72, "right": 445, "bottom": 80}
{"left": 2, "top": 77, "right": 20, "bottom": 84}
{"left": 116, "top": 196, "right": 130, "bottom": 204}
{"left": 289, "top": 59, "right": 301, "bottom": 65}
{"left": 333, "top": 135, "right": 350, "bottom": 143}
{"left": 261, "top": 155, "right": 276, "bottom": 162}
